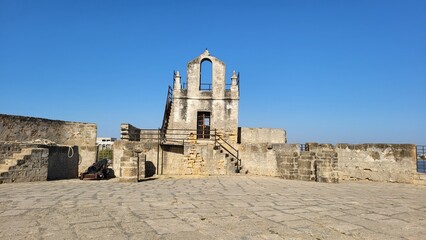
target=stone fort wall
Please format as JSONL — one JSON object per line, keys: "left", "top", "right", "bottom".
{"left": 0, "top": 142, "right": 79, "bottom": 183}
{"left": 336, "top": 143, "right": 417, "bottom": 183}
{"left": 114, "top": 124, "right": 421, "bottom": 184}
{"left": 0, "top": 114, "right": 97, "bottom": 174}
{"left": 242, "top": 141, "right": 418, "bottom": 184}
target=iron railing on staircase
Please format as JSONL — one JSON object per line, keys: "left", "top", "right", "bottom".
{"left": 138, "top": 128, "right": 242, "bottom": 173}
{"left": 214, "top": 130, "right": 241, "bottom": 173}
{"left": 160, "top": 85, "right": 173, "bottom": 140}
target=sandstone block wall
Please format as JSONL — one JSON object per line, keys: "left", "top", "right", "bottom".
{"left": 120, "top": 123, "right": 141, "bottom": 141}
{"left": 0, "top": 142, "right": 80, "bottom": 183}
{"left": 238, "top": 128, "right": 286, "bottom": 144}
{"left": 239, "top": 143, "right": 281, "bottom": 176}
{"left": 0, "top": 142, "right": 23, "bottom": 162}
{"left": 240, "top": 142, "right": 338, "bottom": 183}
{"left": 0, "top": 147, "right": 49, "bottom": 183}
{"left": 242, "top": 142, "right": 418, "bottom": 184}
{"left": 157, "top": 142, "right": 231, "bottom": 176}
{"left": 0, "top": 114, "right": 97, "bottom": 174}
{"left": 161, "top": 145, "right": 186, "bottom": 175}
{"left": 113, "top": 140, "right": 157, "bottom": 180}
{"left": 113, "top": 125, "right": 418, "bottom": 185}
{"left": 304, "top": 143, "right": 339, "bottom": 183}
{"left": 114, "top": 138, "right": 240, "bottom": 177}
{"left": 178, "top": 142, "right": 234, "bottom": 175}
{"left": 336, "top": 143, "right": 417, "bottom": 183}
{"left": 276, "top": 144, "right": 300, "bottom": 180}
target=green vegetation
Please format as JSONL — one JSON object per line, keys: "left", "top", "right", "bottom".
{"left": 98, "top": 149, "right": 113, "bottom": 160}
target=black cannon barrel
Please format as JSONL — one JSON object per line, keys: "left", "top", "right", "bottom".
{"left": 87, "top": 159, "right": 108, "bottom": 173}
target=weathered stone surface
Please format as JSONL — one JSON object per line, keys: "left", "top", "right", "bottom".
{"left": 0, "top": 143, "right": 79, "bottom": 183}
{"left": 239, "top": 143, "right": 280, "bottom": 176}
{"left": 0, "top": 147, "right": 48, "bottom": 183}
{"left": 168, "top": 50, "right": 239, "bottom": 142}
{"left": 0, "top": 114, "right": 96, "bottom": 174}
{"left": 336, "top": 143, "right": 417, "bottom": 183}
{"left": 1, "top": 176, "right": 425, "bottom": 239}
{"left": 120, "top": 123, "right": 141, "bottom": 141}
{"left": 238, "top": 127, "right": 286, "bottom": 144}
{"left": 113, "top": 140, "right": 159, "bottom": 179}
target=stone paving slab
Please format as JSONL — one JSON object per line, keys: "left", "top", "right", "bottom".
{"left": 0, "top": 176, "right": 426, "bottom": 239}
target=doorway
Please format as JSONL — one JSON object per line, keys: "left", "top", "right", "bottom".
{"left": 197, "top": 112, "right": 211, "bottom": 139}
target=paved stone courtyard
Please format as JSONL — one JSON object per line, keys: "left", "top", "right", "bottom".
{"left": 0, "top": 176, "right": 425, "bottom": 239}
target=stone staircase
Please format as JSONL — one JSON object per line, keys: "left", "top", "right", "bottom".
{"left": 182, "top": 142, "right": 240, "bottom": 175}
{"left": 0, "top": 148, "right": 33, "bottom": 183}
{"left": 213, "top": 145, "right": 240, "bottom": 174}
{"left": 0, "top": 148, "right": 48, "bottom": 184}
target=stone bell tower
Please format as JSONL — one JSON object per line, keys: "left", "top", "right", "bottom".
{"left": 167, "top": 50, "right": 240, "bottom": 142}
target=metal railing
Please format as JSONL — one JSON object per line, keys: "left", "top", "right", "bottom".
{"left": 161, "top": 86, "right": 173, "bottom": 137}
{"left": 417, "top": 145, "right": 426, "bottom": 173}
{"left": 214, "top": 130, "right": 241, "bottom": 173}
{"left": 300, "top": 144, "right": 309, "bottom": 152}
{"left": 180, "top": 82, "right": 237, "bottom": 91}
{"left": 138, "top": 128, "right": 242, "bottom": 173}
{"left": 200, "top": 83, "right": 212, "bottom": 91}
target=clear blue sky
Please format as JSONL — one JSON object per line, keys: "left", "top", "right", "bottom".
{"left": 1, "top": 0, "right": 425, "bottom": 144}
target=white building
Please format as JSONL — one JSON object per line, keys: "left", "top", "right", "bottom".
{"left": 96, "top": 137, "right": 116, "bottom": 150}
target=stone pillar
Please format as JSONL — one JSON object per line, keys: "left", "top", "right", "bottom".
{"left": 119, "top": 151, "right": 138, "bottom": 182}
{"left": 138, "top": 153, "right": 146, "bottom": 181}
{"left": 298, "top": 152, "right": 316, "bottom": 181}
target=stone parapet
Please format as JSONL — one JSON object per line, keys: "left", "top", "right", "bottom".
{"left": 120, "top": 123, "right": 141, "bottom": 141}
{"left": 238, "top": 127, "right": 286, "bottom": 144}
{"left": 336, "top": 143, "right": 416, "bottom": 183}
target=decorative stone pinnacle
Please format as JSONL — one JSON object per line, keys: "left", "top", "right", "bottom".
{"left": 203, "top": 49, "right": 210, "bottom": 56}
{"left": 231, "top": 70, "right": 237, "bottom": 79}
{"left": 231, "top": 70, "right": 238, "bottom": 86}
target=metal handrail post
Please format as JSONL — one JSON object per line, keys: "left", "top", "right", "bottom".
{"left": 156, "top": 128, "right": 160, "bottom": 175}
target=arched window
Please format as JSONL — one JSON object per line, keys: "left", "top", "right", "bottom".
{"left": 200, "top": 59, "right": 212, "bottom": 91}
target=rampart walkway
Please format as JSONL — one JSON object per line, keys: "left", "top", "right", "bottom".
{"left": 0, "top": 176, "right": 425, "bottom": 239}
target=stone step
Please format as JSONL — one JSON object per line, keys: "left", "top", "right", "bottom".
{"left": 0, "top": 148, "right": 34, "bottom": 178}
{"left": 2, "top": 158, "right": 16, "bottom": 165}
{"left": 0, "top": 165, "right": 11, "bottom": 171}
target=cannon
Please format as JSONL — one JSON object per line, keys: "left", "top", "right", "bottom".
{"left": 79, "top": 159, "right": 114, "bottom": 180}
